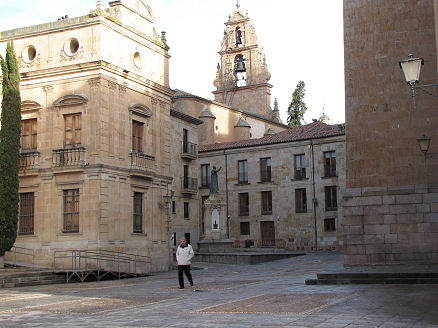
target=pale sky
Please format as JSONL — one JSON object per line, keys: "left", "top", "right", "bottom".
{"left": 0, "top": 0, "right": 345, "bottom": 124}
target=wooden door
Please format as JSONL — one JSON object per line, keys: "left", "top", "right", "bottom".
{"left": 261, "top": 221, "right": 275, "bottom": 247}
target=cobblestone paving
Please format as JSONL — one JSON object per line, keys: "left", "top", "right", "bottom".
{"left": 0, "top": 252, "right": 437, "bottom": 327}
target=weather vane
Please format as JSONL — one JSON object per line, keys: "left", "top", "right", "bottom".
{"left": 236, "top": 0, "right": 240, "bottom": 9}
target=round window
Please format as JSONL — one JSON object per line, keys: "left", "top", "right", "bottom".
{"left": 64, "top": 38, "right": 80, "bottom": 56}
{"left": 133, "top": 52, "right": 141, "bottom": 68}
{"left": 22, "top": 45, "right": 37, "bottom": 63}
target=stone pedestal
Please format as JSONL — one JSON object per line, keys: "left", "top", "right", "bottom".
{"left": 198, "top": 193, "right": 233, "bottom": 253}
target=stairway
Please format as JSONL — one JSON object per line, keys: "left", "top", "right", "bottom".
{"left": 0, "top": 269, "right": 66, "bottom": 288}
{"left": 305, "top": 272, "right": 438, "bottom": 285}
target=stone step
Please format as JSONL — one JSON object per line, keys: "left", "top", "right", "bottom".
{"left": 0, "top": 271, "right": 66, "bottom": 288}
{"left": 4, "top": 277, "right": 66, "bottom": 288}
{"left": 305, "top": 272, "right": 438, "bottom": 285}
{"left": 0, "top": 270, "right": 57, "bottom": 279}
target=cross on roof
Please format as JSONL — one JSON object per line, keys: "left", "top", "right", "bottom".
{"left": 236, "top": 0, "right": 240, "bottom": 9}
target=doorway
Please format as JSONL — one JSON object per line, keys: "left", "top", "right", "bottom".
{"left": 260, "top": 221, "right": 275, "bottom": 247}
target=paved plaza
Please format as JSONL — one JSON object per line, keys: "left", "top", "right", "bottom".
{"left": 0, "top": 252, "right": 437, "bottom": 327}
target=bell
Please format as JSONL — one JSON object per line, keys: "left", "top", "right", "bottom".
{"left": 235, "top": 61, "right": 246, "bottom": 72}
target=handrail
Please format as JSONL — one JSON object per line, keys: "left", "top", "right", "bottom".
{"left": 53, "top": 249, "right": 152, "bottom": 280}
{"left": 6, "top": 246, "right": 35, "bottom": 266}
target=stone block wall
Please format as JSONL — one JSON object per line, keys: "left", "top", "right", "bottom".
{"left": 343, "top": 185, "right": 438, "bottom": 265}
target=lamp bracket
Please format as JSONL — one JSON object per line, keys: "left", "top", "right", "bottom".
{"left": 413, "top": 83, "right": 438, "bottom": 98}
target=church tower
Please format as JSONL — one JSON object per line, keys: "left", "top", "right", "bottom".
{"left": 213, "top": 3, "right": 275, "bottom": 120}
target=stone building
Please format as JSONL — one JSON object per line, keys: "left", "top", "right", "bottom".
{"left": 169, "top": 108, "right": 203, "bottom": 251}
{"left": 343, "top": 0, "right": 438, "bottom": 265}
{"left": 198, "top": 121, "right": 346, "bottom": 250}
{"left": 0, "top": 0, "right": 173, "bottom": 271}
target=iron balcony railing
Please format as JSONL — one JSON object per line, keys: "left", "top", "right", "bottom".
{"left": 52, "top": 147, "right": 86, "bottom": 167}
{"left": 20, "top": 151, "right": 40, "bottom": 170}
{"left": 182, "top": 176, "right": 198, "bottom": 191}
{"left": 181, "top": 142, "right": 198, "bottom": 157}
{"left": 129, "top": 151, "right": 155, "bottom": 172}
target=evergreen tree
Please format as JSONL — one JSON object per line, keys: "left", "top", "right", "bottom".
{"left": 287, "top": 80, "right": 307, "bottom": 127}
{"left": 0, "top": 42, "right": 21, "bottom": 261}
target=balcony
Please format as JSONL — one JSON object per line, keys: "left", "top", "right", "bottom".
{"left": 181, "top": 142, "right": 197, "bottom": 160}
{"left": 52, "top": 147, "right": 86, "bottom": 167}
{"left": 19, "top": 151, "right": 40, "bottom": 171}
{"left": 182, "top": 176, "right": 198, "bottom": 194}
{"left": 129, "top": 151, "right": 156, "bottom": 176}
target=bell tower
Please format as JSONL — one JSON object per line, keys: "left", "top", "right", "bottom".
{"left": 213, "top": 3, "right": 274, "bottom": 120}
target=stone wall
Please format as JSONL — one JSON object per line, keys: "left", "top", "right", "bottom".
{"left": 343, "top": 185, "right": 438, "bottom": 265}
{"left": 343, "top": 0, "right": 438, "bottom": 265}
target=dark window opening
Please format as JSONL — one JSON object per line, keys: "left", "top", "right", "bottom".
{"left": 239, "top": 193, "right": 249, "bottom": 216}
{"left": 261, "top": 191, "right": 272, "bottom": 215}
{"left": 19, "top": 192, "right": 34, "bottom": 235}
{"left": 240, "top": 222, "right": 250, "bottom": 235}
{"left": 133, "top": 192, "right": 143, "bottom": 233}
{"left": 324, "top": 218, "right": 336, "bottom": 232}
{"left": 295, "top": 188, "right": 307, "bottom": 213}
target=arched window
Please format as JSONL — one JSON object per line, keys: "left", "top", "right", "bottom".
{"left": 235, "top": 55, "right": 247, "bottom": 87}
{"left": 235, "top": 27, "right": 243, "bottom": 46}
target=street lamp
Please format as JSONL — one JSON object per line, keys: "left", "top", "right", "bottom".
{"left": 417, "top": 134, "right": 431, "bottom": 159}
{"left": 399, "top": 54, "right": 424, "bottom": 86}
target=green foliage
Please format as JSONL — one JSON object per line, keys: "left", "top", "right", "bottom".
{"left": 287, "top": 80, "right": 307, "bottom": 127}
{"left": 0, "top": 42, "right": 21, "bottom": 256}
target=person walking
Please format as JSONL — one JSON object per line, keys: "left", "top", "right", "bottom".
{"left": 176, "top": 238, "right": 194, "bottom": 289}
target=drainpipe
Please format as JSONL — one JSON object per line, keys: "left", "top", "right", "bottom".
{"left": 224, "top": 150, "right": 230, "bottom": 238}
{"left": 311, "top": 139, "right": 318, "bottom": 251}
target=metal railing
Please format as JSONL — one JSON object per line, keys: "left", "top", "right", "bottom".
{"left": 6, "top": 246, "right": 35, "bottom": 266}
{"left": 182, "top": 177, "right": 198, "bottom": 191}
{"left": 181, "top": 142, "right": 198, "bottom": 157}
{"left": 53, "top": 249, "right": 152, "bottom": 282}
{"left": 52, "top": 147, "right": 86, "bottom": 167}
{"left": 20, "top": 151, "right": 40, "bottom": 170}
{"left": 129, "top": 151, "right": 155, "bottom": 172}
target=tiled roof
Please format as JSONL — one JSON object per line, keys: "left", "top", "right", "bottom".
{"left": 199, "top": 121, "right": 345, "bottom": 153}
{"left": 170, "top": 108, "right": 204, "bottom": 125}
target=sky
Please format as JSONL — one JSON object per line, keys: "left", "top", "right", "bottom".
{"left": 0, "top": 0, "right": 345, "bottom": 124}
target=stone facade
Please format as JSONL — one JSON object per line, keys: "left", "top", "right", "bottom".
{"left": 1, "top": 0, "right": 173, "bottom": 272}
{"left": 169, "top": 109, "right": 202, "bottom": 251}
{"left": 198, "top": 122, "right": 346, "bottom": 250}
{"left": 343, "top": 0, "right": 438, "bottom": 265}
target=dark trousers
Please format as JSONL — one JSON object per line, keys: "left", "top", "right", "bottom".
{"left": 178, "top": 265, "right": 193, "bottom": 287}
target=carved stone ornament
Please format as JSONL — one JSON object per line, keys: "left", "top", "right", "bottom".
{"left": 108, "top": 80, "right": 118, "bottom": 90}
{"left": 88, "top": 77, "right": 101, "bottom": 87}
{"left": 60, "top": 45, "right": 84, "bottom": 62}
{"left": 53, "top": 94, "right": 88, "bottom": 107}
{"left": 42, "top": 85, "right": 54, "bottom": 94}
{"left": 129, "top": 103, "right": 152, "bottom": 118}
{"left": 21, "top": 100, "right": 43, "bottom": 112}
{"left": 19, "top": 53, "right": 41, "bottom": 69}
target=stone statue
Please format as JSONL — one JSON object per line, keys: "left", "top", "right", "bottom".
{"left": 210, "top": 166, "right": 222, "bottom": 194}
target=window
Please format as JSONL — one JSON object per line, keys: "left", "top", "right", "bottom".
{"left": 325, "top": 186, "right": 338, "bottom": 211}
{"left": 324, "top": 218, "right": 336, "bottom": 232}
{"left": 183, "top": 165, "right": 189, "bottom": 189}
{"left": 64, "top": 114, "right": 81, "bottom": 147}
{"left": 184, "top": 202, "right": 189, "bottom": 219}
{"left": 238, "top": 160, "right": 248, "bottom": 184}
{"left": 63, "top": 189, "right": 79, "bottom": 233}
{"left": 183, "top": 129, "right": 188, "bottom": 153}
{"left": 133, "top": 192, "right": 143, "bottom": 233}
{"left": 185, "top": 233, "right": 191, "bottom": 245}
{"left": 294, "top": 154, "right": 306, "bottom": 179}
{"left": 201, "top": 164, "right": 210, "bottom": 188}
{"left": 239, "top": 193, "right": 249, "bottom": 216}
{"left": 201, "top": 195, "right": 209, "bottom": 219}
{"left": 324, "top": 151, "right": 337, "bottom": 177}
{"left": 173, "top": 232, "right": 177, "bottom": 247}
{"left": 172, "top": 200, "right": 176, "bottom": 214}
{"left": 21, "top": 119, "right": 37, "bottom": 151}
{"left": 295, "top": 188, "right": 307, "bottom": 213}
{"left": 240, "top": 222, "right": 250, "bottom": 235}
{"left": 19, "top": 193, "right": 34, "bottom": 235}
{"left": 260, "top": 158, "right": 271, "bottom": 182}
{"left": 261, "top": 191, "right": 272, "bottom": 215}
{"left": 132, "top": 120, "right": 144, "bottom": 152}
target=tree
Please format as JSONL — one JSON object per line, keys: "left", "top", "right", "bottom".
{"left": 0, "top": 42, "right": 21, "bottom": 266}
{"left": 287, "top": 80, "right": 307, "bottom": 127}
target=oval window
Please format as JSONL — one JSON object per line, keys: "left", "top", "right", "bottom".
{"left": 133, "top": 52, "right": 141, "bottom": 68}
{"left": 22, "top": 46, "right": 37, "bottom": 63}
{"left": 64, "top": 38, "right": 80, "bottom": 56}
